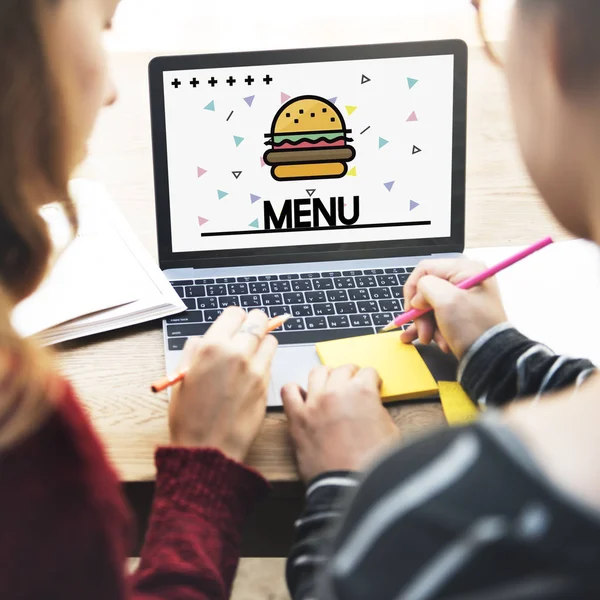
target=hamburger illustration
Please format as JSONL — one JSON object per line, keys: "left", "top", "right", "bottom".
{"left": 263, "top": 95, "right": 356, "bottom": 181}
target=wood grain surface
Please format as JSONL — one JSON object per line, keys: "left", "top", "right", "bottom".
{"left": 60, "top": 47, "right": 569, "bottom": 483}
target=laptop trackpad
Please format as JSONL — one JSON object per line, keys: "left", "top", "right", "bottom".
{"left": 268, "top": 345, "right": 321, "bottom": 408}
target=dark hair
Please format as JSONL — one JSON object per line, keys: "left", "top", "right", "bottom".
{"left": 521, "top": 0, "right": 600, "bottom": 94}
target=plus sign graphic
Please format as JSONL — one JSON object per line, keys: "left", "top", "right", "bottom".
{"left": 263, "top": 74, "right": 273, "bottom": 85}
{"left": 245, "top": 75, "right": 254, "bottom": 85}
{"left": 190, "top": 78, "right": 199, "bottom": 88}
{"left": 171, "top": 79, "right": 181, "bottom": 89}
{"left": 208, "top": 77, "right": 218, "bottom": 87}
{"left": 226, "top": 76, "right": 236, "bottom": 86}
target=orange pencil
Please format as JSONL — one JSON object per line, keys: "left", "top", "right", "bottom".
{"left": 151, "top": 313, "right": 291, "bottom": 393}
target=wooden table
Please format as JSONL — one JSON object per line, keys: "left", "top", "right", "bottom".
{"left": 60, "top": 47, "right": 568, "bottom": 555}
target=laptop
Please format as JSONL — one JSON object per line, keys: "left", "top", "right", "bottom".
{"left": 149, "top": 40, "right": 467, "bottom": 406}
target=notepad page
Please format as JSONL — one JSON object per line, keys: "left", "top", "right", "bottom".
{"left": 316, "top": 332, "right": 438, "bottom": 403}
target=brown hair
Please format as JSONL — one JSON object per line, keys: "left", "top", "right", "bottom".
{"left": 0, "top": 0, "right": 77, "bottom": 448}
{"left": 521, "top": 0, "right": 600, "bottom": 94}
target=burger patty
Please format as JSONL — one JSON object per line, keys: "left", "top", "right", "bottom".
{"left": 264, "top": 146, "right": 355, "bottom": 165}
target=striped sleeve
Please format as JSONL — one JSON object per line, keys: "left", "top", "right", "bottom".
{"left": 458, "top": 324, "right": 596, "bottom": 408}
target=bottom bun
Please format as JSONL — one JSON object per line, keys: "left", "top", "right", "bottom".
{"left": 272, "top": 162, "right": 347, "bottom": 180}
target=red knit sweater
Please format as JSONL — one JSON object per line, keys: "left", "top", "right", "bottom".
{"left": 0, "top": 378, "right": 269, "bottom": 599}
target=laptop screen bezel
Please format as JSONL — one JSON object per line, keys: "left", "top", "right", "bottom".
{"left": 149, "top": 40, "right": 467, "bottom": 270}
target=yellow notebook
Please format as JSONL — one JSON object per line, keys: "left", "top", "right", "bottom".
{"left": 438, "top": 381, "right": 480, "bottom": 426}
{"left": 316, "top": 332, "right": 438, "bottom": 403}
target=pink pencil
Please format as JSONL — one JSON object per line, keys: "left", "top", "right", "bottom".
{"left": 379, "top": 237, "right": 554, "bottom": 333}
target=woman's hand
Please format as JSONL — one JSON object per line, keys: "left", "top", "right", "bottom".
{"left": 282, "top": 365, "right": 399, "bottom": 483}
{"left": 168, "top": 307, "right": 278, "bottom": 462}
{"left": 400, "top": 258, "right": 507, "bottom": 359}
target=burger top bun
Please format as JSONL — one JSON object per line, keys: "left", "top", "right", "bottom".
{"left": 274, "top": 97, "right": 346, "bottom": 134}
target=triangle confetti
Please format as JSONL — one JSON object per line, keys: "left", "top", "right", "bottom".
{"left": 250, "top": 193, "right": 261, "bottom": 204}
{"left": 217, "top": 189, "right": 229, "bottom": 200}
{"left": 244, "top": 95, "right": 255, "bottom": 107}
{"left": 384, "top": 181, "right": 395, "bottom": 192}
{"left": 232, "top": 171, "right": 242, "bottom": 179}
{"left": 306, "top": 189, "right": 316, "bottom": 197}
{"left": 407, "top": 77, "right": 419, "bottom": 90}
{"left": 407, "top": 111, "right": 418, "bottom": 122}
{"left": 347, "top": 166, "right": 357, "bottom": 177}
{"left": 281, "top": 92, "right": 291, "bottom": 104}
{"left": 197, "top": 167, "right": 207, "bottom": 178}
{"left": 260, "top": 156, "right": 266, "bottom": 168}
{"left": 346, "top": 105, "right": 357, "bottom": 116}
{"left": 412, "top": 145, "right": 422, "bottom": 155}
{"left": 328, "top": 97, "right": 338, "bottom": 104}
{"left": 198, "top": 216, "right": 208, "bottom": 227}
{"left": 204, "top": 100, "right": 215, "bottom": 111}
{"left": 249, "top": 218, "right": 259, "bottom": 229}
{"left": 379, "top": 137, "right": 389, "bottom": 149}
{"left": 234, "top": 135, "right": 244, "bottom": 147}
{"left": 361, "top": 74, "right": 371, "bottom": 84}
{"left": 410, "top": 200, "right": 420, "bottom": 211}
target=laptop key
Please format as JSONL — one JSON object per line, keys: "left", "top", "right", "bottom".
{"left": 327, "top": 290, "right": 348, "bottom": 302}
{"left": 306, "top": 316, "right": 327, "bottom": 329}
{"left": 272, "top": 327, "right": 373, "bottom": 345}
{"left": 219, "top": 296, "right": 239, "bottom": 308}
{"left": 384, "top": 268, "right": 405, "bottom": 274}
{"left": 270, "top": 281, "right": 291, "bottom": 293}
{"left": 314, "top": 303, "right": 334, "bottom": 316}
{"left": 205, "top": 309, "right": 223, "bottom": 322}
{"left": 377, "top": 275, "right": 398, "bottom": 286}
{"left": 356, "top": 276, "right": 376, "bottom": 288}
{"left": 398, "top": 274, "right": 410, "bottom": 285}
{"left": 351, "top": 314, "right": 372, "bottom": 327}
{"left": 358, "top": 301, "right": 379, "bottom": 313}
{"left": 241, "top": 295, "right": 261, "bottom": 307}
{"left": 292, "top": 280, "right": 312, "bottom": 292}
{"left": 197, "top": 297, "right": 218, "bottom": 309}
{"left": 284, "top": 292, "right": 304, "bottom": 305}
{"left": 342, "top": 270, "right": 363, "bottom": 276}
{"left": 334, "top": 277, "right": 355, "bottom": 289}
{"left": 168, "top": 338, "right": 188, "bottom": 351}
{"left": 207, "top": 285, "right": 226, "bottom": 296}
{"left": 321, "top": 271, "right": 341, "bottom": 278}
{"left": 349, "top": 289, "right": 369, "bottom": 301}
{"left": 269, "top": 305, "right": 289, "bottom": 318}
{"left": 279, "top": 274, "right": 300, "bottom": 280}
{"left": 167, "top": 311, "right": 205, "bottom": 324}
{"left": 406, "top": 267, "right": 415, "bottom": 273}
{"left": 284, "top": 318, "right": 306, "bottom": 331}
{"left": 216, "top": 277, "right": 236, "bottom": 283}
{"left": 335, "top": 302, "right": 358, "bottom": 315}
{"left": 185, "top": 285, "right": 206, "bottom": 298}
{"left": 195, "top": 278, "right": 215, "bottom": 285}
{"left": 313, "top": 278, "right": 334, "bottom": 290}
{"left": 173, "top": 287, "right": 185, "bottom": 298}
{"left": 262, "top": 293, "right": 283, "bottom": 306}
{"left": 183, "top": 298, "right": 196, "bottom": 310}
{"left": 236, "top": 276, "right": 257, "bottom": 282}
{"left": 391, "top": 287, "right": 404, "bottom": 299}
{"left": 228, "top": 283, "right": 248, "bottom": 295}
{"left": 250, "top": 282, "right": 269, "bottom": 294}
{"left": 380, "top": 299, "right": 402, "bottom": 312}
{"left": 327, "top": 315, "right": 350, "bottom": 328}
{"left": 258, "top": 275, "right": 278, "bottom": 281}
{"left": 370, "top": 288, "right": 391, "bottom": 300}
{"left": 364, "top": 269, "right": 384, "bottom": 275}
{"left": 173, "top": 280, "right": 193, "bottom": 286}
{"left": 291, "top": 304, "right": 313, "bottom": 317}
{"left": 306, "top": 291, "right": 326, "bottom": 303}
{"left": 167, "top": 323, "right": 210, "bottom": 337}
{"left": 300, "top": 272, "right": 320, "bottom": 279}
{"left": 372, "top": 313, "right": 394, "bottom": 327}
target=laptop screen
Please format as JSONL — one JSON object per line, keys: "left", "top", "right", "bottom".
{"left": 152, "top": 43, "right": 466, "bottom": 267}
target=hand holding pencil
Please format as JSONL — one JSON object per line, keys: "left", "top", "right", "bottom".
{"left": 163, "top": 307, "right": 284, "bottom": 462}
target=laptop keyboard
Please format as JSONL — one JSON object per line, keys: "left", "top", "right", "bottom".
{"left": 165, "top": 267, "right": 415, "bottom": 350}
